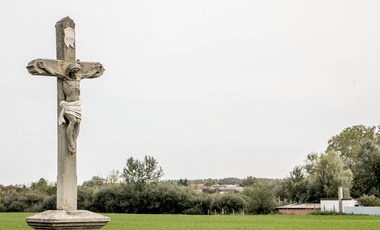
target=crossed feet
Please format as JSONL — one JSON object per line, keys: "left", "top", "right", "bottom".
{"left": 68, "top": 144, "right": 76, "bottom": 155}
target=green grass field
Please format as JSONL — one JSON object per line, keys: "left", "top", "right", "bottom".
{"left": 1, "top": 213, "right": 380, "bottom": 230}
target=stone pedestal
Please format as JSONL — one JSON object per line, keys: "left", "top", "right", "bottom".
{"left": 26, "top": 210, "right": 110, "bottom": 230}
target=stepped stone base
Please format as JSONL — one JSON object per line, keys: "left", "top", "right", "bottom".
{"left": 26, "top": 210, "right": 110, "bottom": 229}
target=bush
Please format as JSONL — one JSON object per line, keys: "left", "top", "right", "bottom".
{"left": 210, "top": 193, "right": 247, "bottom": 214}
{"left": 308, "top": 210, "right": 348, "bottom": 215}
{"left": 90, "top": 185, "right": 126, "bottom": 213}
{"left": 77, "top": 186, "right": 96, "bottom": 210}
{"left": 8, "top": 201, "right": 28, "bottom": 212}
{"left": 357, "top": 194, "right": 380, "bottom": 206}
{"left": 242, "top": 181, "right": 276, "bottom": 214}
{"left": 0, "top": 190, "right": 56, "bottom": 212}
{"left": 87, "top": 183, "right": 215, "bottom": 214}
{"left": 182, "top": 206, "right": 204, "bottom": 215}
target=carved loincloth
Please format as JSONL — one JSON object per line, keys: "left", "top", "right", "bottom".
{"left": 58, "top": 99, "right": 82, "bottom": 125}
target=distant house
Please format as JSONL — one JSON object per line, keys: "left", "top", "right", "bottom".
{"left": 217, "top": 185, "right": 244, "bottom": 194}
{"left": 320, "top": 198, "right": 358, "bottom": 212}
{"left": 203, "top": 185, "right": 243, "bottom": 193}
{"left": 5, "top": 189, "right": 16, "bottom": 196}
{"left": 276, "top": 203, "right": 320, "bottom": 215}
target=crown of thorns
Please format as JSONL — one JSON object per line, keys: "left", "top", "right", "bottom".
{"left": 66, "top": 63, "right": 81, "bottom": 75}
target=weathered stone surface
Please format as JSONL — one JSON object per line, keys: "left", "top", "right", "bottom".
{"left": 56, "top": 16, "right": 77, "bottom": 211}
{"left": 26, "top": 17, "right": 107, "bottom": 230}
{"left": 27, "top": 59, "right": 105, "bottom": 77}
{"left": 26, "top": 15, "right": 108, "bottom": 229}
{"left": 27, "top": 16, "right": 104, "bottom": 211}
{"left": 26, "top": 210, "right": 110, "bottom": 230}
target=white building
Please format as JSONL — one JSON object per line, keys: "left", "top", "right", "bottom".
{"left": 320, "top": 198, "right": 358, "bottom": 212}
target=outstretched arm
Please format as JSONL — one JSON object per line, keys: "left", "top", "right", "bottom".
{"left": 81, "top": 64, "right": 104, "bottom": 79}
{"left": 37, "top": 61, "right": 66, "bottom": 79}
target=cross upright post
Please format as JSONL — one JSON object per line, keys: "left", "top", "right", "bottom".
{"left": 56, "top": 16, "right": 77, "bottom": 211}
{"left": 25, "top": 17, "right": 109, "bottom": 229}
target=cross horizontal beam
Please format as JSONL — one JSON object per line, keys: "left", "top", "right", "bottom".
{"left": 27, "top": 58, "right": 105, "bottom": 78}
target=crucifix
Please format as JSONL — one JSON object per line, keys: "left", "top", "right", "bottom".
{"left": 26, "top": 17, "right": 105, "bottom": 211}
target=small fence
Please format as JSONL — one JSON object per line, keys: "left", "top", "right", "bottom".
{"left": 207, "top": 209, "right": 247, "bottom": 215}
{"left": 344, "top": 207, "right": 380, "bottom": 215}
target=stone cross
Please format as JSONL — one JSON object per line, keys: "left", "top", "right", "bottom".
{"left": 26, "top": 17, "right": 104, "bottom": 210}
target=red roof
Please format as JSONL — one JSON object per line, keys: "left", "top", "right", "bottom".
{"left": 5, "top": 189, "right": 15, "bottom": 196}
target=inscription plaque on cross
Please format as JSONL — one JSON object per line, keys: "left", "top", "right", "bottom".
{"left": 26, "top": 17, "right": 104, "bottom": 211}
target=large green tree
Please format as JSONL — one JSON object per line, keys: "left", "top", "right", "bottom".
{"left": 122, "top": 156, "right": 164, "bottom": 185}
{"left": 241, "top": 176, "right": 257, "bottom": 187}
{"left": 306, "top": 151, "right": 353, "bottom": 199}
{"left": 217, "top": 177, "right": 242, "bottom": 185}
{"left": 286, "top": 151, "right": 353, "bottom": 203}
{"left": 351, "top": 140, "right": 380, "bottom": 198}
{"left": 82, "top": 176, "right": 106, "bottom": 187}
{"left": 106, "top": 169, "right": 122, "bottom": 185}
{"left": 285, "top": 166, "right": 305, "bottom": 202}
{"left": 326, "top": 125, "right": 380, "bottom": 168}
{"left": 178, "top": 178, "right": 189, "bottom": 186}
{"left": 242, "top": 181, "right": 276, "bottom": 214}
{"left": 30, "top": 178, "right": 56, "bottom": 196}
{"left": 204, "top": 178, "right": 217, "bottom": 186}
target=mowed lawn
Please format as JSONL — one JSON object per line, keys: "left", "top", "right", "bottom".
{"left": 1, "top": 213, "right": 380, "bottom": 230}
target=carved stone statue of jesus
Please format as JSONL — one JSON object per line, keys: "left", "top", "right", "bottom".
{"left": 36, "top": 61, "right": 103, "bottom": 154}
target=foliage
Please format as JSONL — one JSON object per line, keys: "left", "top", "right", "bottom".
{"left": 82, "top": 176, "right": 106, "bottom": 187}
{"left": 284, "top": 150, "right": 353, "bottom": 203}
{"left": 0, "top": 181, "right": 248, "bottom": 215}
{"left": 0, "top": 178, "right": 57, "bottom": 212}
{"left": 241, "top": 176, "right": 257, "bottom": 187}
{"left": 210, "top": 193, "right": 247, "bottom": 214}
{"left": 0, "top": 191, "right": 55, "bottom": 212}
{"left": 30, "top": 178, "right": 56, "bottom": 196}
{"left": 312, "top": 151, "right": 352, "bottom": 198}
{"left": 122, "top": 156, "right": 164, "bottom": 186}
{"left": 357, "top": 194, "right": 380, "bottom": 206}
{"left": 285, "top": 166, "right": 305, "bottom": 202}
{"left": 326, "top": 125, "right": 380, "bottom": 168}
{"left": 204, "top": 188, "right": 216, "bottom": 194}
{"left": 351, "top": 140, "right": 380, "bottom": 198}
{"left": 90, "top": 183, "right": 212, "bottom": 214}
{"left": 159, "top": 179, "right": 178, "bottom": 185}
{"left": 35, "top": 195, "right": 56, "bottom": 211}
{"left": 273, "top": 179, "right": 288, "bottom": 202}
{"left": 217, "top": 177, "right": 242, "bottom": 185}
{"left": 82, "top": 170, "right": 121, "bottom": 187}
{"left": 204, "top": 178, "right": 217, "bottom": 186}
{"left": 242, "top": 181, "right": 276, "bottom": 214}
{"left": 77, "top": 186, "right": 96, "bottom": 210}
{"left": 189, "top": 179, "right": 205, "bottom": 184}
{"left": 303, "top": 151, "right": 353, "bottom": 201}
{"left": 178, "top": 178, "right": 189, "bottom": 186}
{"left": 106, "top": 169, "right": 122, "bottom": 185}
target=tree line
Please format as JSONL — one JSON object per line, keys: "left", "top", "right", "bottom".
{"left": 2, "top": 125, "right": 380, "bottom": 213}
{"left": 0, "top": 157, "right": 281, "bottom": 214}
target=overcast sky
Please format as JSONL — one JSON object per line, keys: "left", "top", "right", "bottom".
{"left": 1, "top": 0, "right": 380, "bottom": 186}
